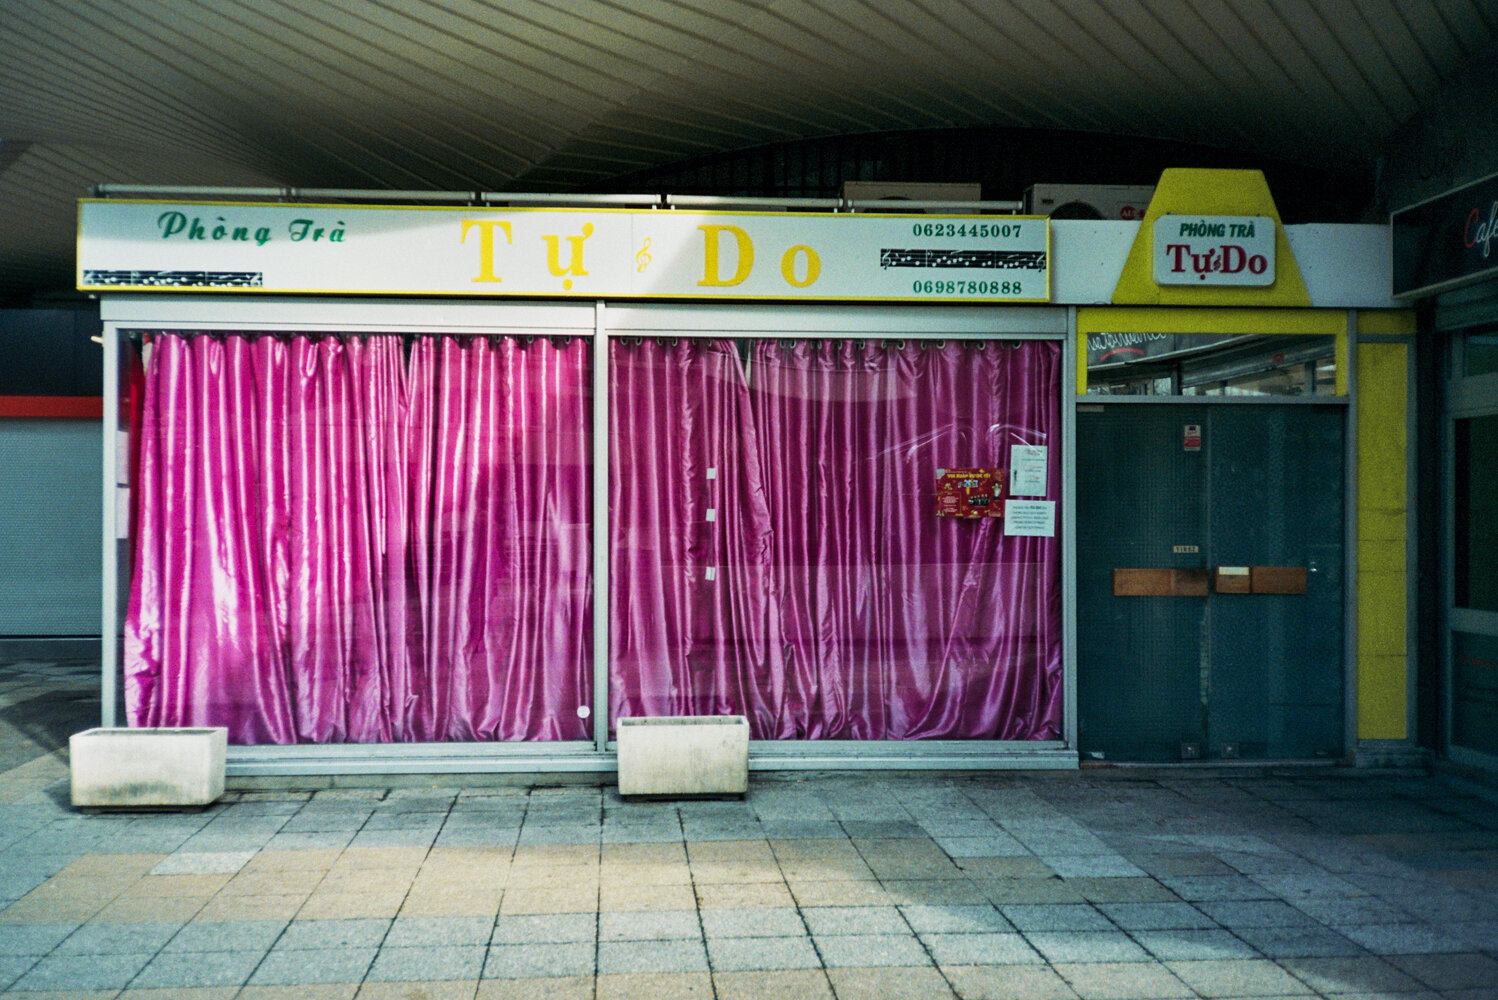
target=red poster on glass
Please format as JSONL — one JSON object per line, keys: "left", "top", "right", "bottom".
{"left": 935, "top": 468, "right": 1005, "bottom": 517}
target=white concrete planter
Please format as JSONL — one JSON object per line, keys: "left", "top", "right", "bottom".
{"left": 69, "top": 727, "right": 227, "bottom": 808}
{"left": 616, "top": 715, "right": 749, "bottom": 797}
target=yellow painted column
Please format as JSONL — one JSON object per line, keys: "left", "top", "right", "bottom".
{"left": 1355, "top": 312, "right": 1415, "bottom": 741}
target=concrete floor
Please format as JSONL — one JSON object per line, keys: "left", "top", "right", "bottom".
{"left": 0, "top": 658, "right": 1495, "bottom": 999}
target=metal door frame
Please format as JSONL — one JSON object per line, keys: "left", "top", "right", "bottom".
{"left": 102, "top": 295, "right": 1078, "bottom": 775}
{"left": 1074, "top": 383, "right": 1353, "bottom": 763}
{"left": 1441, "top": 324, "right": 1498, "bottom": 771}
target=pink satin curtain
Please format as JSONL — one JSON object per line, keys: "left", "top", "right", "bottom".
{"left": 610, "top": 338, "right": 1062, "bottom": 741}
{"left": 609, "top": 339, "right": 785, "bottom": 728}
{"left": 125, "top": 332, "right": 591, "bottom": 744}
{"left": 128, "top": 330, "right": 1058, "bottom": 746}
{"left": 404, "top": 336, "right": 592, "bottom": 741}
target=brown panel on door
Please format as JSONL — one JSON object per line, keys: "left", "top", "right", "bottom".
{"left": 1114, "top": 568, "right": 1173, "bottom": 596}
{"left": 1251, "top": 566, "right": 1308, "bottom": 594}
{"left": 1214, "top": 568, "right": 1252, "bottom": 593}
{"left": 1114, "top": 568, "right": 1209, "bottom": 596}
{"left": 1173, "top": 568, "right": 1209, "bottom": 596}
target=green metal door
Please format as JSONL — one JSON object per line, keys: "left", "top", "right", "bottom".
{"left": 1076, "top": 404, "right": 1345, "bottom": 761}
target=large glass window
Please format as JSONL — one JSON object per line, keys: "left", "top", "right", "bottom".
{"left": 608, "top": 337, "right": 1063, "bottom": 741}
{"left": 1447, "top": 318, "right": 1498, "bottom": 766}
{"left": 1453, "top": 631, "right": 1498, "bottom": 756}
{"left": 124, "top": 332, "right": 592, "bottom": 744}
{"left": 1086, "top": 333, "right": 1336, "bottom": 397}
{"left": 1455, "top": 414, "right": 1498, "bottom": 613}
{"left": 1463, "top": 325, "right": 1498, "bottom": 378}
{"left": 123, "top": 325, "right": 1063, "bottom": 748}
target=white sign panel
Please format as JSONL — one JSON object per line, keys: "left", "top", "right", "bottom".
{"left": 1003, "top": 500, "right": 1055, "bottom": 536}
{"left": 1152, "top": 214, "right": 1275, "bottom": 286}
{"left": 78, "top": 201, "right": 1050, "bottom": 303}
{"left": 1009, "top": 444, "right": 1048, "bottom": 497}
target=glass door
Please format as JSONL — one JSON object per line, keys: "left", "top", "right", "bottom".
{"left": 1446, "top": 325, "right": 1498, "bottom": 765}
{"left": 1076, "top": 402, "right": 1346, "bottom": 761}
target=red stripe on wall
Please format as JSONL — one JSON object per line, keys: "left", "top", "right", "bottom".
{"left": 0, "top": 396, "right": 105, "bottom": 418}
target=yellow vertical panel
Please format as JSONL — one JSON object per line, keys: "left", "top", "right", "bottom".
{"left": 1355, "top": 338, "right": 1409, "bottom": 741}
{"left": 1077, "top": 331, "right": 1088, "bottom": 395}
{"left": 1356, "top": 311, "right": 1419, "bottom": 337}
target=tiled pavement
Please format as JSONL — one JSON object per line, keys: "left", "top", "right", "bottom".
{"left": 0, "top": 662, "right": 1496, "bottom": 998}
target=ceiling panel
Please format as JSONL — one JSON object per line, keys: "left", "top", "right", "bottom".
{"left": 1, "top": 0, "right": 1494, "bottom": 299}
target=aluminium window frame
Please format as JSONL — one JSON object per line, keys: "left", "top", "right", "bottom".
{"left": 101, "top": 295, "right": 1077, "bottom": 775}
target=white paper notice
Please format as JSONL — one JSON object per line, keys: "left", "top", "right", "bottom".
{"left": 1010, "top": 445, "right": 1048, "bottom": 496}
{"left": 1004, "top": 500, "right": 1055, "bottom": 536}
{"left": 115, "top": 486, "right": 131, "bottom": 539}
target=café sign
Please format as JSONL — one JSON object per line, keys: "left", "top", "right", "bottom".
{"left": 1392, "top": 171, "right": 1498, "bottom": 298}
{"left": 77, "top": 200, "right": 1050, "bottom": 303}
{"left": 1152, "top": 214, "right": 1275, "bottom": 286}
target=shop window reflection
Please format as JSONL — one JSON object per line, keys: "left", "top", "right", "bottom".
{"left": 1453, "top": 631, "right": 1498, "bottom": 756}
{"left": 1086, "top": 334, "right": 1335, "bottom": 397}
{"left": 1462, "top": 325, "right": 1498, "bottom": 378}
{"left": 1455, "top": 414, "right": 1498, "bottom": 613}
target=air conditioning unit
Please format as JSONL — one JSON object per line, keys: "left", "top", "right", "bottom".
{"left": 1024, "top": 183, "right": 1155, "bottom": 220}
{"left": 843, "top": 181, "right": 983, "bottom": 212}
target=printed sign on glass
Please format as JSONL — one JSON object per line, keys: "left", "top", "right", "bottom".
{"left": 936, "top": 468, "right": 1005, "bottom": 518}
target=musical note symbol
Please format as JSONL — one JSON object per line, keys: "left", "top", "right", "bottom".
{"left": 636, "top": 238, "right": 652, "bottom": 272}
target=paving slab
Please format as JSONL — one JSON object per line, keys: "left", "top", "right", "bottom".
{"left": 1002, "top": 903, "right": 1113, "bottom": 932}
{"left": 922, "top": 930, "right": 1044, "bottom": 965}
{"left": 899, "top": 903, "right": 1012, "bottom": 933}
{"left": 707, "top": 933, "right": 822, "bottom": 971}
{"left": 825, "top": 964, "right": 958, "bottom": 999}
{"left": 54, "top": 920, "right": 181, "bottom": 954}
{"left": 801, "top": 904, "right": 908, "bottom": 936}
{"left": 712, "top": 968, "right": 835, "bottom": 1000}
{"left": 813, "top": 932, "right": 932, "bottom": 967}
{"left": 1027, "top": 930, "right": 1153, "bottom": 964}
{"left": 1131, "top": 928, "right": 1262, "bottom": 961}
{"left": 596, "top": 937, "right": 709, "bottom": 974}
{"left": 4, "top": 665, "right": 1498, "bottom": 997}
{"left": 491, "top": 912, "right": 595, "bottom": 944}
{"left": 275, "top": 917, "right": 390, "bottom": 949}
{"left": 699, "top": 906, "right": 805, "bottom": 938}
{"left": 364, "top": 944, "right": 486, "bottom": 981}
{"left": 131, "top": 948, "right": 265, "bottom": 988}
{"left": 483, "top": 941, "right": 595, "bottom": 978}
{"left": 11, "top": 950, "right": 156, "bottom": 991}
{"left": 163, "top": 918, "right": 287, "bottom": 952}
{"left": 1052, "top": 960, "right": 1196, "bottom": 999}
{"left": 383, "top": 914, "right": 495, "bottom": 947}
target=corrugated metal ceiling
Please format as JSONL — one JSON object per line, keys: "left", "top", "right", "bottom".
{"left": 2, "top": 0, "right": 1495, "bottom": 298}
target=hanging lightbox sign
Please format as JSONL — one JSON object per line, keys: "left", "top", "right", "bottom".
{"left": 1151, "top": 214, "right": 1275, "bottom": 286}
{"left": 77, "top": 200, "right": 1050, "bottom": 303}
{"left": 1392, "top": 171, "right": 1498, "bottom": 298}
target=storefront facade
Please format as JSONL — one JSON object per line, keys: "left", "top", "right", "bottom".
{"left": 1394, "top": 171, "right": 1498, "bottom": 775}
{"left": 80, "top": 169, "right": 1411, "bottom": 777}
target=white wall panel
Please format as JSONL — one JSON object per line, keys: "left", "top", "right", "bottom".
{"left": 0, "top": 420, "right": 102, "bottom": 636}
